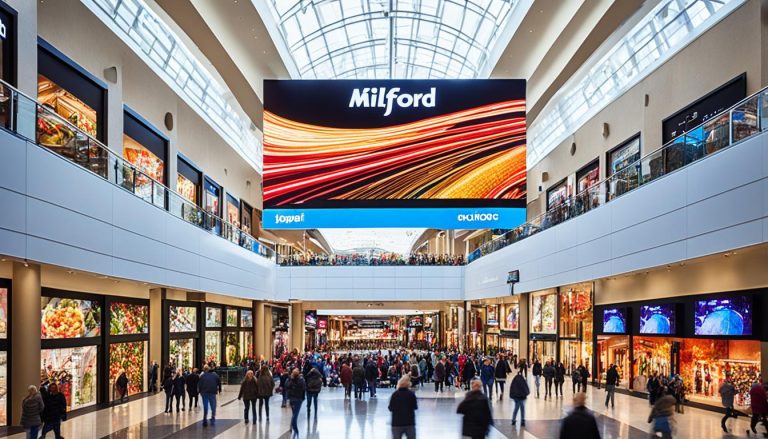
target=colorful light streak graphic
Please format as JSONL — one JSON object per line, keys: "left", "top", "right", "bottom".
{"left": 263, "top": 100, "right": 526, "bottom": 207}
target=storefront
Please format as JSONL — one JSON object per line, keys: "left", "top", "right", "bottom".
{"left": 225, "top": 193, "right": 240, "bottom": 243}
{"left": 546, "top": 178, "right": 568, "bottom": 210}
{"left": 304, "top": 310, "right": 317, "bottom": 351}
{"left": 529, "top": 290, "right": 557, "bottom": 363}
{"left": 203, "top": 176, "right": 222, "bottom": 235}
{"left": 176, "top": 154, "right": 202, "bottom": 222}
{"left": 484, "top": 305, "right": 500, "bottom": 354}
{"left": 272, "top": 307, "right": 289, "bottom": 358}
{"left": 203, "top": 304, "right": 253, "bottom": 367}
{"left": 559, "top": 283, "right": 593, "bottom": 374}
{"left": 467, "top": 306, "right": 484, "bottom": 352}
{"left": 40, "top": 289, "right": 102, "bottom": 412}
{"left": 606, "top": 134, "right": 641, "bottom": 199}
{"left": 499, "top": 300, "right": 520, "bottom": 354}
{"left": 423, "top": 313, "right": 439, "bottom": 348}
{"left": 107, "top": 298, "right": 149, "bottom": 401}
{"left": 123, "top": 108, "right": 168, "bottom": 208}
{"left": 163, "top": 301, "right": 200, "bottom": 370}
{"left": 596, "top": 289, "right": 764, "bottom": 410}
{"left": 444, "top": 306, "right": 460, "bottom": 350}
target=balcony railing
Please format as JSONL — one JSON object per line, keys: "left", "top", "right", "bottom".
{"left": 468, "top": 85, "right": 768, "bottom": 263}
{"left": 0, "top": 79, "right": 275, "bottom": 261}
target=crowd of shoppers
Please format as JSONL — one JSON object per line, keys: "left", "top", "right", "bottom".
{"left": 279, "top": 252, "right": 465, "bottom": 266}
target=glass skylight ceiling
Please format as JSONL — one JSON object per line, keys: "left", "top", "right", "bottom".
{"left": 318, "top": 228, "right": 424, "bottom": 254}
{"left": 527, "top": 0, "right": 745, "bottom": 168}
{"left": 259, "top": 0, "right": 525, "bottom": 79}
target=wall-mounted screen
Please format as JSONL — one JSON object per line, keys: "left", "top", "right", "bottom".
{"left": 695, "top": 296, "right": 752, "bottom": 336}
{"left": 169, "top": 306, "right": 197, "bottom": 333}
{"left": 110, "top": 302, "right": 148, "bottom": 335}
{"left": 602, "top": 308, "right": 627, "bottom": 334}
{"left": 407, "top": 316, "right": 423, "bottom": 328}
{"left": 263, "top": 79, "right": 527, "bottom": 229}
{"left": 41, "top": 297, "right": 101, "bottom": 339}
{"left": 305, "top": 310, "right": 317, "bottom": 329}
{"left": 640, "top": 304, "right": 676, "bottom": 335}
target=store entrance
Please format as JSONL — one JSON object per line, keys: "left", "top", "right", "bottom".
{"left": 597, "top": 335, "right": 629, "bottom": 388}
{"left": 529, "top": 339, "right": 556, "bottom": 364}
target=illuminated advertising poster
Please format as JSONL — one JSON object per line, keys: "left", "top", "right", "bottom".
{"left": 41, "top": 346, "right": 98, "bottom": 411}
{"left": 110, "top": 302, "right": 148, "bottom": 335}
{"left": 41, "top": 297, "right": 101, "bottom": 339}
{"left": 263, "top": 80, "right": 526, "bottom": 229}
{"left": 169, "top": 306, "right": 197, "bottom": 332}
{"left": 109, "top": 341, "right": 147, "bottom": 397}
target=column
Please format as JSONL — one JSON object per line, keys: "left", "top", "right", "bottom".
{"left": 263, "top": 306, "right": 272, "bottom": 360}
{"left": 254, "top": 301, "right": 265, "bottom": 361}
{"left": 518, "top": 293, "right": 529, "bottom": 362}
{"left": 149, "top": 288, "right": 164, "bottom": 371}
{"left": 457, "top": 303, "right": 465, "bottom": 351}
{"left": 11, "top": 262, "right": 41, "bottom": 425}
{"left": 290, "top": 302, "right": 304, "bottom": 353}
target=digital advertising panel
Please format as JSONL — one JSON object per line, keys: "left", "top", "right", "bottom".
{"left": 263, "top": 79, "right": 526, "bottom": 229}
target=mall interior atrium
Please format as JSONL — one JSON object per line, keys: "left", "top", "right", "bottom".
{"left": 0, "top": 0, "right": 767, "bottom": 438}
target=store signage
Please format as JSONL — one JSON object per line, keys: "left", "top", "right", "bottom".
{"left": 357, "top": 320, "right": 387, "bottom": 329}
{"left": 507, "top": 270, "right": 520, "bottom": 284}
{"left": 499, "top": 330, "right": 519, "bottom": 338}
{"left": 349, "top": 87, "right": 436, "bottom": 116}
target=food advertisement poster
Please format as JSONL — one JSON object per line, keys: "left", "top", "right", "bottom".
{"left": 41, "top": 346, "right": 98, "bottom": 411}
{"left": 240, "top": 310, "right": 253, "bottom": 328}
{"left": 205, "top": 331, "right": 220, "bottom": 365}
{"left": 109, "top": 341, "right": 147, "bottom": 397}
{"left": 531, "top": 294, "right": 556, "bottom": 333}
{"left": 0, "top": 288, "right": 6, "bottom": 339}
{"left": 41, "top": 297, "right": 101, "bottom": 339}
{"left": 225, "top": 332, "right": 238, "bottom": 365}
{"left": 206, "top": 307, "right": 222, "bottom": 327}
{"left": 169, "top": 306, "right": 197, "bottom": 332}
{"left": 226, "top": 309, "right": 238, "bottom": 327}
{"left": 169, "top": 338, "right": 194, "bottom": 369}
{"left": 110, "top": 302, "right": 148, "bottom": 335}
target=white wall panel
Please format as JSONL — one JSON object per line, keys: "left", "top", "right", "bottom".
{"left": 0, "top": 189, "right": 26, "bottom": 232}
{"left": 0, "top": 134, "right": 26, "bottom": 193}
{"left": 27, "top": 198, "right": 113, "bottom": 256}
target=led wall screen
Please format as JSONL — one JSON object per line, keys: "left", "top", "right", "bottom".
{"left": 263, "top": 79, "right": 526, "bottom": 229}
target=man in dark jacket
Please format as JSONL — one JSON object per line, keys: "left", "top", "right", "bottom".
{"left": 353, "top": 362, "right": 366, "bottom": 399}
{"left": 365, "top": 359, "right": 379, "bottom": 398}
{"left": 286, "top": 368, "right": 306, "bottom": 437}
{"left": 604, "top": 364, "right": 619, "bottom": 408}
{"left": 305, "top": 367, "right": 323, "bottom": 418}
{"left": 198, "top": 365, "right": 221, "bottom": 427}
{"left": 509, "top": 369, "right": 529, "bottom": 427}
{"left": 559, "top": 392, "right": 601, "bottom": 439}
{"left": 389, "top": 375, "right": 418, "bottom": 439}
{"left": 494, "top": 355, "right": 512, "bottom": 399}
{"left": 578, "top": 364, "right": 590, "bottom": 392}
{"left": 40, "top": 383, "right": 67, "bottom": 439}
{"left": 434, "top": 358, "right": 446, "bottom": 392}
{"left": 480, "top": 359, "right": 495, "bottom": 399}
{"left": 186, "top": 368, "right": 200, "bottom": 409}
{"left": 555, "top": 362, "right": 566, "bottom": 398}
{"left": 463, "top": 359, "right": 477, "bottom": 390}
{"left": 457, "top": 379, "right": 494, "bottom": 439}
{"left": 543, "top": 361, "right": 556, "bottom": 399}
{"left": 150, "top": 361, "right": 159, "bottom": 393}
{"left": 531, "top": 359, "right": 543, "bottom": 398}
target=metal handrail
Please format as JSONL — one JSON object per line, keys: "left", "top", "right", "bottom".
{"left": 469, "top": 84, "right": 768, "bottom": 262}
{"left": 1, "top": 78, "right": 275, "bottom": 260}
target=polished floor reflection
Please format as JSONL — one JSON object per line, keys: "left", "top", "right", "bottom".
{"left": 4, "top": 377, "right": 758, "bottom": 438}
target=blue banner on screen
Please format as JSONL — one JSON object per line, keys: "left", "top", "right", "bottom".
{"left": 263, "top": 207, "right": 526, "bottom": 229}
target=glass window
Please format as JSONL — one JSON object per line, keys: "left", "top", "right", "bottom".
{"left": 0, "top": 288, "right": 6, "bottom": 339}
{"left": 0, "top": 351, "right": 5, "bottom": 426}
{"left": 239, "top": 332, "right": 253, "bottom": 361}
{"left": 205, "top": 331, "right": 220, "bottom": 366}
{"left": 41, "top": 346, "right": 98, "bottom": 411}
{"left": 502, "top": 303, "right": 519, "bottom": 331}
{"left": 225, "top": 332, "right": 239, "bottom": 365}
{"left": 546, "top": 180, "right": 568, "bottom": 210}
{"left": 169, "top": 338, "right": 194, "bottom": 370}
{"left": 177, "top": 173, "right": 197, "bottom": 204}
{"left": 109, "top": 341, "right": 147, "bottom": 399}
{"left": 530, "top": 292, "right": 556, "bottom": 334}
{"left": 41, "top": 297, "right": 101, "bottom": 339}
{"left": 37, "top": 74, "right": 97, "bottom": 138}
{"left": 168, "top": 306, "right": 197, "bottom": 332}
{"left": 226, "top": 309, "right": 238, "bottom": 327}
{"left": 123, "top": 133, "right": 165, "bottom": 206}
{"left": 240, "top": 310, "right": 253, "bottom": 328}
{"left": 206, "top": 307, "right": 222, "bottom": 327}
{"left": 109, "top": 302, "right": 148, "bottom": 335}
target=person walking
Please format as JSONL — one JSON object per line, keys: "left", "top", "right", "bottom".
{"left": 40, "top": 383, "right": 66, "bottom": 439}
{"left": 480, "top": 358, "right": 495, "bottom": 399}
{"left": 578, "top": 364, "right": 590, "bottom": 392}
{"left": 605, "top": 364, "right": 619, "bottom": 408}
{"left": 162, "top": 372, "right": 175, "bottom": 413}
{"left": 172, "top": 369, "right": 185, "bottom": 412}
{"left": 256, "top": 365, "right": 274, "bottom": 421}
{"left": 389, "top": 375, "right": 418, "bottom": 439}
{"left": 365, "top": 359, "right": 379, "bottom": 398}
{"left": 571, "top": 367, "right": 581, "bottom": 395}
{"left": 21, "top": 385, "right": 44, "bottom": 439}
{"left": 720, "top": 376, "right": 739, "bottom": 433}
{"left": 559, "top": 393, "right": 601, "bottom": 439}
{"left": 495, "top": 355, "right": 512, "bottom": 399}
{"left": 149, "top": 360, "right": 159, "bottom": 393}
{"left": 353, "top": 361, "right": 366, "bottom": 400}
{"left": 434, "top": 358, "right": 446, "bottom": 393}
{"left": 543, "top": 361, "right": 555, "bottom": 400}
{"left": 341, "top": 362, "right": 353, "bottom": 399}
{"left": 749, "top": 377, "right": 768, "bottom": 437}
{"left": 531, "top": 359, "right": 543, "bottom": 398}
{"left": 555, "top": 362, "right": 566, "bottom": 398}
{"left": 457, "top": 379, "right": 494, "bottom": 439}
{"left": 115, "top": 370, "right": 129, "bottom": 403}
{"left": 185, "top": 368, "right": 200, "bottom": 409}
{"left": 509, "top": 369, "right": 530, "bottom": 427}
{"left": 306, "top": 366, "right": 323, "bottom": 418}
{"left": 647, "top": 373, "right": 661, "bottom": 406}
{"left": 280, "top": 368, "right": 290, "bottom": 407}
{"left": 287, "top": 368, "right": 306, "bottom": 437}
{"left": 648, "top": 392, "right": 676, "bottom": 439}
{"left": 237, "top": 370, "right": 258, "bottom": 423}
{"left": 199, "top": 365, "right": 222, "bottom": 427}
{"left": 463, "top": 359, "right": 477, "bottom": 391}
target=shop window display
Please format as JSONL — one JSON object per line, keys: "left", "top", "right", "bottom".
{"left": 41, "top": 297, "right": 101, "bottom": 339}
{"left": 632, "top": 337, "right": 760, "bottom": 409}
{"left": 169, "top": 338, "right": 194, "bottom": 370}
{"left": 239, "top": 332, "right": 253, "bottom": 361}
{"left": 177, "top": 173, "right": 197, "bottom": 204}
{"left": 0, "top": 351, "right": 6, "bottom": 426}
{"left": 109, "top": 341, "right": 147, "bottom": 399}
{"left": 0, "top": 288, "right": 6, "bottom": 339}
{"left": 206, "top": 307, "right": 222, "bottom": 327}
{"left": 241, "top": 310, "right": 253, "bottom": 328}
{"left": 169, "top": 306, "right": 197, "bottom": 332}
{"left": 502, "top": 303, "right": 519, "bottom": 331}
{"left": 123, "top": 133, "right": 165, "bottom": 207}
{"left": 205, "top": 331, "right": 220, "bottom": 366}
{"left": 607, "top": 136, "right": 641, "bottom": 199}
{"left": 597, "top": 336, "right": 629, "bottom": 389}
{"left": 225, "top": 332, "right": 239, "bottom": 365}
{"left": 531, "top": 293, "right": 556, "bottom": 333}
{"left": 204, "top": 178, "right": 222, "bottom": 234}
{"left": 109, "top": 302, "right": 148, "bottom": 335}
{"left": 38, "top": 75, "right": 97, "bottom": 138}
{"left": 41, "top": 346, "right": 98, "bottom": 411}
{"left": 559, "top": 286, "right": 593, "bottom": 373}
{"left": 226, "top": 309, "right": 238, "bottom": 327}
{"left": 546, "top": 179, "right": 568, "bottom": 210}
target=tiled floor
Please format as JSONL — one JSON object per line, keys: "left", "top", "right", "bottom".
{"left": 5, "top": 377, "right": 761, "bottom": 438}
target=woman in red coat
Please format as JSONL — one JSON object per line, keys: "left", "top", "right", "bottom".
{"left": 340, "top": 362, "right": 353, "bottom": 399}
{"left": 749, "top": 379, "right": 768, "bottom": 436}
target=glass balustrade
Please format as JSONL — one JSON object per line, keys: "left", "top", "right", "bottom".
{"left": 0, "top": 80, "right": 275, "bottom": 261}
